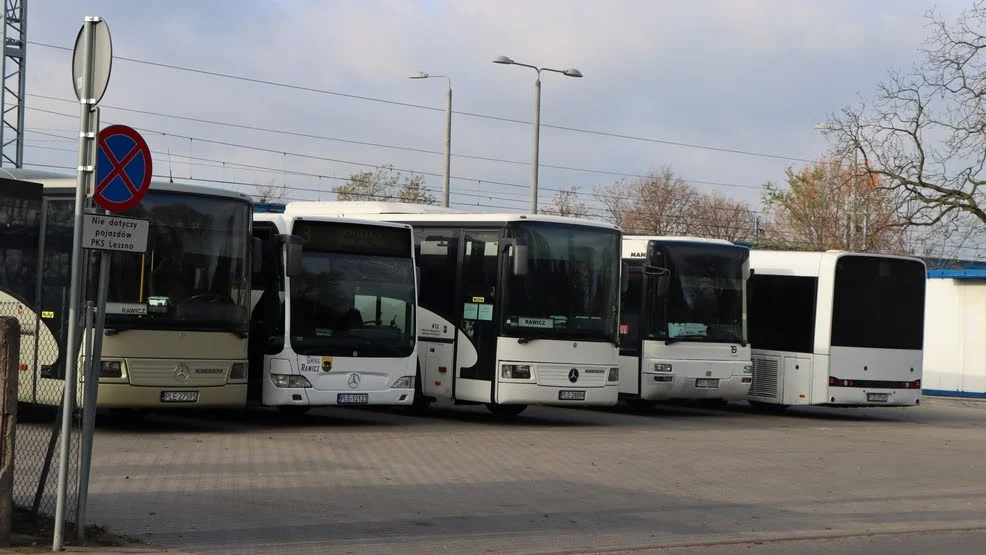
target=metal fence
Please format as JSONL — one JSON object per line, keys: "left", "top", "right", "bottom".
{"left": 0, "top": 299, "right": 80, "bottom": 523}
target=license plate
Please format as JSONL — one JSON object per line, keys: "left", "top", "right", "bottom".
{"left": 559, "top": 390, "right": 586, "bottom": 401}
{"left": 161, "top": 391, "right": 198, "bottom": 403}
{"left": 867, "top": 393, "right": 889, "bottom": 402}
{"left": 337, "top": 393, "right": 369, "bottom": 405}
{"left": 695, "top": 379, "right": 719, "bottom": 389}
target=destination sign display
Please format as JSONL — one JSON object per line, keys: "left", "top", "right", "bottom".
{"left": 292, "top": 220, "right": 412, "bottom": 258}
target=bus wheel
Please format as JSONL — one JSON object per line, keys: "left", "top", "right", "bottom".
{"left": 109, "top": 409, "right": 145, "bottom": 426}
{"left": 627, "top": 399, "right": 657, "bottom": 411}
{"left": 485, "top": 403, "right": 527, "bottom": 417}
{"left": 749, "top": 400, "right": 788, "bottom": 413}
{"left": 277, "top": 406, "right": 310, "bottom": 420}
{"left": 411, "top": 364, "right": 431, "bottom": 413}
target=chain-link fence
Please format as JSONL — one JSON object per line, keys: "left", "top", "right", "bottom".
{"left": 0, "top": 299, "right": 81, "bottom": 524}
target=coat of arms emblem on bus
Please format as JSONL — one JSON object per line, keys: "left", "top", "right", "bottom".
{"left": 321, "top": 356, "right": 333, "bottom": 372}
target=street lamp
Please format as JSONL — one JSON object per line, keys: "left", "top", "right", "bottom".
{"left": 493, "top": 56, "right": 582, "bottom": 214}
{"left": 410, "top": 71, "right": 452, "bottom": 208}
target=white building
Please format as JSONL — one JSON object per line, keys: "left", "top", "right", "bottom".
{"left": 922, "top": 269, "right": 986, "bottom": 399}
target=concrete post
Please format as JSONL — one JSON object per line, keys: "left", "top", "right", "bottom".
{"left": 0, "top": 316, "right": 21, "bottom": 546}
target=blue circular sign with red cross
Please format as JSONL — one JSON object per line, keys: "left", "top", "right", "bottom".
{"left": 94, "top": 124, "right": 152, "bottom": 212}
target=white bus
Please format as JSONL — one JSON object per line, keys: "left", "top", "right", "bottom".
{"left": 0, "top": 169, "right": 256, "bottom": 417}
{"left": 250, "top": 207, "right": 418, "bottom": 417}
{"left": 263, "top": 201, "right": 625, "bottom": 417}
{"left": 746, "top": 250, "right": 926, "bottom": 410}
{"left": 619, "top": 236, "right": 753, "bottom": 407}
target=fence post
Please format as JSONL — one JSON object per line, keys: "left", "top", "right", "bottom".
{"left": 0, "top": 316, "right": 21, "bottom": 546}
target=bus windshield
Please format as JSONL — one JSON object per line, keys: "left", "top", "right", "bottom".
{"left": 830, "top": 256, "right": 925, "bottom": 350}
{"left": 646, "top": 243, "right": 747, "bottom": 344}
{"left": 503, "top": 221, "right": 621, "bottom": 344}
{"left": 288, "top": 220, "right": 415, "bottom": 358}
{"left": 95, "top": 191, "right": 252, "bottom": 335}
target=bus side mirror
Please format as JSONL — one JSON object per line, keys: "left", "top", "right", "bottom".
{"left": 656, "top": 275, "right": 669, "bottom": 297}
{"left": 284, "top": 243, "right": 303, "bottom": 278}
{"left": 748, "top": 268, "right": 755, "bottom": 280}
{"left": 512, "top": 245, "right": 529, "bottom": 276}
{"left": 621, "top": 261, "right": 630, "bottom": 293}
{"left": 252, "top": 237, "right": 263, "bottom": 274}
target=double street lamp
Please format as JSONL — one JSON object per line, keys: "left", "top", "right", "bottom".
{"left": 493, "top": 56, "right": 583, "bottom": 214}
{"left": 409, "top": 71, "right": 452, "bottom": 208}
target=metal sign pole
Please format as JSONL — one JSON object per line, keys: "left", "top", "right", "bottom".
{"left": 76, "top": 105, "right": 104, "bottom": 542}
{"left": 53, "top": 18, "right": 97, "bottom": 551}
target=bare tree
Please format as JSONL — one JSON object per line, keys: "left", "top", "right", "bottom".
{"left": 690, "top": 191, "right": 755, "bottom": 242}
{"left": 594, "top": 166, "right": 697, "bottom": 234}
{"left": 545, "top": 185, "right": 591, "bottom": 218}
{"left": 826, "top": 2, "right": 986, "bottom": 236}
{"left": 252, "top": 178, "right": 288, "bottom": 203}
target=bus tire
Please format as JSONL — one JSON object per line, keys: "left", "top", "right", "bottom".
{"left": 627, "top": 399, "right": 658, "bottom": 411}
{"left": 277, "top": 406, "right": 310, "bottom": 420}
{"left": 485, "top": 403, "right": 527, "bottom": 417}
{"left": 411, "top": 363, "right": 431, "bottom": 413}
{"left": 748, "top": 400, "right": 788, "bottom": 413}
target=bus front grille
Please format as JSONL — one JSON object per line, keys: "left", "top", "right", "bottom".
{"left": 126, "top": 359, "right": 229, "bottom": 387}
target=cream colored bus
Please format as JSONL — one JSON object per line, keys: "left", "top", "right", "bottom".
{"left": 0, "top": 169, "right": 256, "bottom": 417}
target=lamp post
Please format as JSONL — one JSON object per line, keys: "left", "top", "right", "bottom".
{"left": 493, "top": 56, "right": 582, "bottom": 214}
{"left": 410, "top": 71, "right": 452, "bottom": 208}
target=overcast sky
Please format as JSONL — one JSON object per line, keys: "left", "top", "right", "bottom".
{"left": 20, "top": 0, "right": 971, "bottom": 219}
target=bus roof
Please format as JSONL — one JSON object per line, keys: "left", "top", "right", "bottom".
{"left": 273, "top": 201, "right": 622, "bottom": 231}
{"left": 254, "top": 211, "right": 413, "bottom": 231}
{"left": 0, "top": 168, "right": 253, "bottom": 203}
{"left": 622, "top": 235, "right": 745, "bottom": 258}
{"left": 749, "top": 249, "right": 926, "bottom": 277}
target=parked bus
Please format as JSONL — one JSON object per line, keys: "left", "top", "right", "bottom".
{"left": 0, "top": 169, "right": 256, "bottom": 416}
{"left": 746, "top": 250, "right": 926, "bottom": 410}
{"left": 250, "top": 207, "right": 418, "bottom": 416}
{"left": 619, "top": 236, "right": 753, "bottom": 407}
{"left": 257, "top": 201, "right": 626, "bottom": 417}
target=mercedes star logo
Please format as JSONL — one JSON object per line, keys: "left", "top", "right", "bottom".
{"left": 173, "top": 363, "right": 190, "bottom": 382}
{"left": 568, "top": 368, "right": 579, "bottom": 383}
{"left": 347, "top": 373, "right": 361, "bottom": 389}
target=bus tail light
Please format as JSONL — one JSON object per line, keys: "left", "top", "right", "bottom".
{"left": 229, "top": 363, "right": 248, "bottom": 380}
{"left": 270, "top": 374, "right": 311, "bottom": 388}
{"left": 501, "top": 364, "right": 531, "bottom": 379}
{"left": 608, "top": 367, "right": 619, "bottom": 382}
{"left": 99, "top": 361, "right": 123, "bottom": 378}
{"left": 392, "top": 376, "right": 415, "bottom": 389}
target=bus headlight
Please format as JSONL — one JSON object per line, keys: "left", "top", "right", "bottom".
{"left": 501, "top": 364, "right": 532, "bottom": 379}
{"left": 270, "top": 374, "right": 311, "bottom": 388}
{"left": 608, "top": 367, "right": 619, "bottom": 382}
{"left": 392, "top": 376, "right": 415, "bottom": 389}
{"left": 230, "top": 363, "right": 248, "bottom": 380}
{"left": 654, "top": 363, "right": 672, "bottom": 373}
{"left": 743, "top": 364, "right": 753, "bottom": 374}
{"left": 99, "top": 361, "right": 123, "bottom": 378}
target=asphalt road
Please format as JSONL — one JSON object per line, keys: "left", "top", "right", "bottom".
{"left": 64, "top": 398, "right": 986, "bottom": 553}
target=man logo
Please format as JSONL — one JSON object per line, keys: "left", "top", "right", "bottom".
{"left": 322, "top": 356, "right": 333, "bottom": 372}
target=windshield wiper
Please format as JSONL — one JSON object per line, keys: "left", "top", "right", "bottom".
{"left": 665, "top": 334, "right": 708, "bottom": 345}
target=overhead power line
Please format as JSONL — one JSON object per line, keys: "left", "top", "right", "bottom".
{"left": 28, "top": 40, "right": 816, "bottom": 164}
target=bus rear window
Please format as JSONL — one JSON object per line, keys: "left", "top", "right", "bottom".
{"left": 830, "top": 256, "right": 925, "bottom": 350}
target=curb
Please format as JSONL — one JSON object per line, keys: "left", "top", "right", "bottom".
{"left": 923, "top": 396, "right": 986, "bottom": 410}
